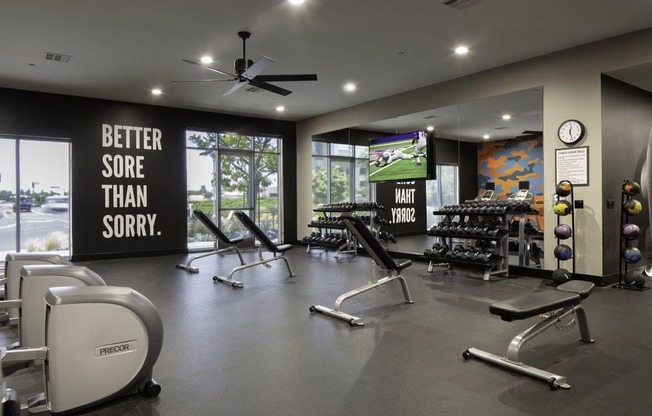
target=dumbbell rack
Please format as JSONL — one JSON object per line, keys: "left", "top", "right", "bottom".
{"left": 427, "top": 203, "right": 513, "bottom": 281}
{"left": 304, "top": 202, "right": 385, "bottom": 258}
{"left": 554, "top": 182, "right": 576, "bottom": 279}
{"left": 614, "top": 187, "right": 648, "bottom": 291}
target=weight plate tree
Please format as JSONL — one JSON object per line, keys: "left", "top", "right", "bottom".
{"left": 552, "top": 180, "right": 575, "bottom": 284}
{"left": 614, "top": 179, "right": 649, "bottom": 291}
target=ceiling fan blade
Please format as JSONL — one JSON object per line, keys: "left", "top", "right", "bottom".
{"left": 249, "top": 79, "right": 292, "bottom": 96}
{"left": 241, "top": 56, "right": 274, "bottom": 80}
{"left": 171, "top": 79, "right": 235, "bottom": 83}
{"left": 182, "top": 59, "right": 236, "bottom": 78}
{"left": 254, "top": 74, "right": 318, "bottom": 82}
{"left": 223, "top": 81, "right": 248, "bottom": 96}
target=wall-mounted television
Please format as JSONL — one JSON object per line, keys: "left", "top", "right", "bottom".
{"left": 369, "top": 130, "right": 435, "bottom": 183}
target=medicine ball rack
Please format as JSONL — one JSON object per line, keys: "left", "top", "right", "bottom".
{"left": 553, "top": 180, "right": 576, "bottom": 282}
{"left": 614, "top": 180, "right": 648, "bottom": 291}
{"left": 426, "top": 202, "right": 537, "bottom": 280}
{"left": 303, "top": 202, "right": 386, "bottom": 258}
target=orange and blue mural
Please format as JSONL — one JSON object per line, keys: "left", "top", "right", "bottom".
{"left": 478, "top": 136, "right": 544, "bottom": 227}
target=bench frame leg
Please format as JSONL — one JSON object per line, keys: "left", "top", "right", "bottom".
{"left": 176, "top": 244, "right": 245, "bottom": 273}
{"left": 464, "top": 304, "right": 594, "bottom": 390}
{"left": 213, "top": 246, "right": 294, "bottom": 288}
{"left": 310, "top": 270, "right": 413, "bottom": 326}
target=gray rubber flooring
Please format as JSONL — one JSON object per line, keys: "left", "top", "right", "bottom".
{"left": 3, "top": 248, "right": 652, "bottom": 415}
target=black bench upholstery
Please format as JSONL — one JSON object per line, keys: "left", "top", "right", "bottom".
{"left": 490, "top": 291, "right": 580, "bottom": 322}
{"left": 233, "top": 211, "right": 292, "bottom": 254}
{"left": 489, "top": 280, "right": 594, "bottom": 322}
{"left": 194, "top": 210, "right": 243, "bottom": 245}
{"left": 339, "top": 212, "right": 411, "bottom": 272}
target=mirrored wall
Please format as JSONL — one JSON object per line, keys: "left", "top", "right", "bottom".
{"left": 308, "top": 87, "right": 543, "bottom": 269}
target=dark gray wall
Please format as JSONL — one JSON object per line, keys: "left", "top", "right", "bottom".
{"left": 601, "top": 75, "right": 652, "bottom": 276}
{"left": 0, "top": 87, "right": 297, "bottom": 260}
{"left": 435, "top": 137, "right": 478, "bottom": 202}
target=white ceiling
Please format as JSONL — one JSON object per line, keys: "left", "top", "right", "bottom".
{"left": 356, "top": 87, "right": 543, "bottom": 142}
{"left": 1, "top": 0, "right": 651, "bottom": 123}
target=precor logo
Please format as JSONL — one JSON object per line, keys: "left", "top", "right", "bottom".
{"left": 95, "top": 340, "right": 138, "bottom": 357}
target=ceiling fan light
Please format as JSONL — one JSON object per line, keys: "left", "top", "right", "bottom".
{"left": 454, "top": 45, "right": 469, "bottom": 55}
{"left": 200, "top": 56, "right": 213, "bottom": 64}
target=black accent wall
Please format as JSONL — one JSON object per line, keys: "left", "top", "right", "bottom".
{"left": 601, "top": 75, "right": 652, "bottom": 276}
{"left": 0, "top": 87, "right": 297, "bottom": 261}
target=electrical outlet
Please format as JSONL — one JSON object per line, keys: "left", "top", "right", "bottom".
{"left": 574, "top": 200, "right": 584, "bottom": 209}
{"left": 607, "top": 199, "right": 615, "bottom": 209}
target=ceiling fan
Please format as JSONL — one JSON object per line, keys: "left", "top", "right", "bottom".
{"left": 175, "top": 31, "right": 318, "bottom": 97}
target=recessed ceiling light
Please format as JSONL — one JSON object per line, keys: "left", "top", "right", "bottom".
{"left": 482, "top": 134, "right": 490, "bottom": 139}
{"left": 200, "top": 56, "right": 213, "bottom": 64}
{"left": 454, "top": 45, "right": 469, "bottom": 55}
{"left": 276, "top": 106, "right": 285, "bottom": 112}
{"left": 151, "top": 89, "right": 162, "bottom": 96}
{"left": 343, "top": 82, "right": 357, "bottom": 92}
{"left": 426, "top": 126, "right": 435, "bottom": 132}
{"left": 502, "top": 114, "right": 512, "bottom": 120}
{"left": 289, "top": 0, "right": 305, "bottom": 4}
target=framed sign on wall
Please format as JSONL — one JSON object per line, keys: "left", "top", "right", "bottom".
{"left": 555, "top": 146, "right": 589, "bottom": 186}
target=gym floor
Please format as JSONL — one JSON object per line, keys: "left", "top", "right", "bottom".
{"left": 3, "top": 248, "right": 652, "bottom": 415}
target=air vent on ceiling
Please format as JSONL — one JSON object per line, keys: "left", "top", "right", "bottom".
{"left": 443, "top": 0, "right": 484, "bottom": 10}
{"left": 44, "top": 52, "right": 72, "bottom": 63}
{"left": 494, "top": 126, "right": 511, "bottom": 130}
{"left": 423, "top": 115, "right": 441, "bottom": 119}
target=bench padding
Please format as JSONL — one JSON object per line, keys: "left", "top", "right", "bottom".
{"left": 193, "top": 210, "right": 243, "bottom": 245}
{"left": 556, "top": 280, "right": 594, "bottom": 299}
{"left": 490, "top": 290, "right": 580, "bottom": 322}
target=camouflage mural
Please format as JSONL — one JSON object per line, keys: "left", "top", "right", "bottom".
{"left": 477, "top": 136, "right": 544, "bottom": 227}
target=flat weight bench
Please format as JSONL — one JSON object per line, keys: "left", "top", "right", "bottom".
{"left": 463, "top": 280, "right": 595, "bottom": 390}
{"left": 310, "top": 212, "right": 413, "bottom": 326}
{"left": 212, "top": 211, "right": 295, "bottom": 288}
{"left": 176, "top": 210, "right": 245, "bottom": 273}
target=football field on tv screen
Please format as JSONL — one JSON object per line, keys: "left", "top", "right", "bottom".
{"left": 369, "top": 140, "right": 427, "bottom": 182}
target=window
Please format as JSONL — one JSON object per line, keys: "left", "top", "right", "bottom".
{"left": 0, "top": 136, "right": 71, "bottom": 257}
{"left": 311, "top": 142, "right": 369, "bottom": 210}
{"left": 426, "top": 165, "right": 459, "bottom": 229}
{"left": 186, "top": 130, "right": 282, "bottom": 249}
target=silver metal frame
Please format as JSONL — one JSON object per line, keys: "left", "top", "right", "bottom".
{"left": 465, "top": 303, "right": 594, "bottom": 390}
{"left": 213, "top": 245, "right": 294, "bottom": 288}
{"left": 176, "top": 241, "right": 245, "bottom": 273}
{"left": 310, "top": 265, "right": 413, "bottom": 326}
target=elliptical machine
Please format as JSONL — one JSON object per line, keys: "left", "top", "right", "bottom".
{"left": 1, "top": 285, "right": 163, "bottom": 415}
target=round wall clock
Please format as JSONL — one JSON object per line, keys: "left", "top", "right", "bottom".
{"left": 557, "top": 119, "right": 585, "bottom": 145}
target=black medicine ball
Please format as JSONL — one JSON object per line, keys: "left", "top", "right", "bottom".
{"left": 552, "top": 268, "right": 572, "bottom": 284}
{"left": 556, "top": 180, "right": 572, "bottom": 197}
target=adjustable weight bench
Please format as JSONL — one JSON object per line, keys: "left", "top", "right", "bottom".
{"left": 212, "top": 211, "right": 295, "bottom": 288}
{"left": 176, "top": 210, "right": 245, "bottom": 273}
{"left": 463, "top": 280, "right": 595, "bottom": 390}
{"left": 310, "top": 213, "right": 413, "bottom": 326}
